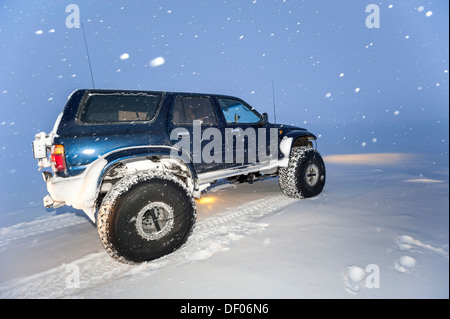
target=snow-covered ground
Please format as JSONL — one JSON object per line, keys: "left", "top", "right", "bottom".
{"left": 0, "top": 153, "right": 448, "bottom": 299}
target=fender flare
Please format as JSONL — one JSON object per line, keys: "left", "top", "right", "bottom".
{"left": 283, "top": 130, "right": 317, "bottom": 141}
{"left": 90, "top": 146, "right": 198, "bottom": 214}
{"left": 47, "top": 146, "right": 197, "bottom": 224}
{"left": 280, "top": 131, "right": 317, "bottom": 157}
{"left": 98, "top": 145, "right": 198, "bottom": 186}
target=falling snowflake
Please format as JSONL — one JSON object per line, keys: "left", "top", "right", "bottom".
{"left": 120, "top": 53, "right": 130, "bottom": 60}
{"left": 149, "top": 57, "right": 165, "bottom": 67}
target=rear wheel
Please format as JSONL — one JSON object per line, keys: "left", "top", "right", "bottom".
{"left": 279, "top": 146, "right": 326, "bottom": 198}
{"left": 97, "top": 171, "right": 196, "bottom": 263}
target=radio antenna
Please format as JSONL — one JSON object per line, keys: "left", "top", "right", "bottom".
{"left": 81, "top": 23, "right": 96, "bottom": 89}
{"left": 271, "top": 79, "right": 277, "bottom": 125}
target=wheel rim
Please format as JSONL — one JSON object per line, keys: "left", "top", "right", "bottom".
{"left": 136, "top": 202, "right": 174, "bottom": 240}
{"left": 305, "top": 163, "right": 320, "bottom": 187}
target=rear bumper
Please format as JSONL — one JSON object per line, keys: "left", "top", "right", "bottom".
{"left": 41, "top": 157, "right": 108, "bottom": 223}
{"left": 43, "top": 173, "right": 82, "bottom": 209}
{"left": 43, "top": 194, "right": 65, "bottom": 209}
{"left": 42, "top": 171, "right": 66, "bottom": 208}
{"left": 41, "top": 172, "right": 66, "bottom": 209}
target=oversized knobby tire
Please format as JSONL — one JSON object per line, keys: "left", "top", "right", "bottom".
{"left": 279, "top": 146, "right": 326, "bottom": 198}
{"left": 97, "top": 171, "right": 196, "bottom": 263}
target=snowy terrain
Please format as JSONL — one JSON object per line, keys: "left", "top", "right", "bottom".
{"left": 0, "top": 0, "right": 448, "bottom": 301}
{"left": 0, "top": 154, "right": 448, "bottom": 299}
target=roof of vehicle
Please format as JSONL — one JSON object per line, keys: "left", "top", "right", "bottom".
{"left": 76, "top": 88, "right": 245, "bottom": 100}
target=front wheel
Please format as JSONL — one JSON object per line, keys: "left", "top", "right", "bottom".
{"left": 279, "top": 146, "right": 326, "bottom": 198}
{"left": 97, "top": 171, "right": 196, "bottom": 263}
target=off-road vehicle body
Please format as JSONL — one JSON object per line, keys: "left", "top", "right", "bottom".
{"left": 33, "top": 89, "right": 326, "bottom": 263}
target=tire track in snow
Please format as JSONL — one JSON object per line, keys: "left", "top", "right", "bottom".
{"left": 0, "top": 213, "right": 88, "bottom": 252}
{"left": 0, "top": 195, "right": 299, "bottom": 298}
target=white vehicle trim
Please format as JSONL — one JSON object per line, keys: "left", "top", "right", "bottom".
{"left": 44, "top": 142, "right": 293, "bottom": 223}
{"left": 46, "top": 157, "right": 107, "bottom": 222}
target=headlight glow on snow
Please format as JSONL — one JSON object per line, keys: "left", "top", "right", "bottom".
{"left": 197, "top": 197, "right": 216, "bottom": 204}
{"left": 323, "top": 153, "right": 415, "bottom": 166}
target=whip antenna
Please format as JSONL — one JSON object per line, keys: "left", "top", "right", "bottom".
{"left": 272, "top": 79, "right": 277, "bottom": 125}
{"left": 81, "top": 23, "right": 95, "bottom": 89}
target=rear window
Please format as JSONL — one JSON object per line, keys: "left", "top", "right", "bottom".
{"left": 79, "top": 93, "right": 162, "bottom": 123}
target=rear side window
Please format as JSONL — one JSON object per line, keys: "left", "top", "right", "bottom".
{"left": 79, "top": 93, "right": 162, "bottom": 123}
{"left": 171, "top": 96, "right": 218, "bottom": 125}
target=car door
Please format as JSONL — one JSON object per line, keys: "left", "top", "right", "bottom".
{"left": 216, "top": 97, "right": 270, "bottom": 168}
{"left": 168, "top": 94, "right": 222, "bottom": 173}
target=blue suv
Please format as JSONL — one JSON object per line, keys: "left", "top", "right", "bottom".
{"left": 33, "top": 89, "right": 326, "bottom": 263}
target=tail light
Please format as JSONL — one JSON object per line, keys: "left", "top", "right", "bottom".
{"left": 51, "top": 145, "right": 67, "bottom": 172}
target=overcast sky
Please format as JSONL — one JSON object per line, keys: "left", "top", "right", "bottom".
{"left": 0, "top": 0, "right": 448, "bottom": 218}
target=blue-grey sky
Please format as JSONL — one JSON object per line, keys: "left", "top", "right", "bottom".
{"left": 0, "top": 1, "right": 448, "bottom": 220}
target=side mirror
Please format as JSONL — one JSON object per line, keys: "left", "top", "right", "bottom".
{"left": 262, "top": 113, "right": 268, "bottom": 124}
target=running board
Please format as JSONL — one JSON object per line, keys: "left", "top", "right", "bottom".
{"left": 197, "top": 161, "right": 282, "bottom": 186}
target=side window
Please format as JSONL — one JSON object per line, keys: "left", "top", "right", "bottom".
{"left": 218, "top": 98, "right": 261, "bottom": 124}
{"left": 79, "top": 93, "right": 162, "bottom": 123}
{"left": 171, "top": 96, "right": 218, "bottom": 125}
